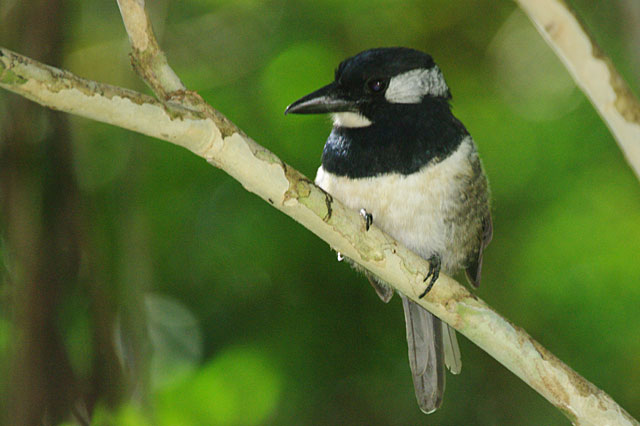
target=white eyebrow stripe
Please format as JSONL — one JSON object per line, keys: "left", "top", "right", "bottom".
{"left": 385, "top": 67, "right": 449, "bottom": 103}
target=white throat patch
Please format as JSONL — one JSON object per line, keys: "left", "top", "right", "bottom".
{"left": 332, "top": 112, "right": 373, "bottom": 128}
{"left": 385, "top": 67, "right": 449, "bottom": 103}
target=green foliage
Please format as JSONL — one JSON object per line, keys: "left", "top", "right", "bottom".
{"left": 155, "top": 345, "right": 282, "bottom": 426}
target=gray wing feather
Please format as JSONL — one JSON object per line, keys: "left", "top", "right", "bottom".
{"left": 366, "top": 273, "right": 394, "bottom": 303}
{"left": 465, "top": 212, "right": 493, "bottom": 287}
{"left": 401, "top": 295, "right": 445, "bottom": 413}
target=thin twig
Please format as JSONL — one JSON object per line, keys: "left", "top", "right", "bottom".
{"left": 116, "top": 0, "right": 185, "bottom": 99}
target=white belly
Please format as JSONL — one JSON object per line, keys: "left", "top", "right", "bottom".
{"left": 315, "top": 137, "right": 476, "bottom": 273}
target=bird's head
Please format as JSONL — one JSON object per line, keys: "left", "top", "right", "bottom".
{"left": 285, "top": 47, "right": 451, "bottom": 128}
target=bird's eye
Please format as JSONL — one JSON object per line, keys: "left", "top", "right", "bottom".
{"left": 366, "top": 78, "right": 387, "bottom": 93}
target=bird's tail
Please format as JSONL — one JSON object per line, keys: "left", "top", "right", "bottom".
{"left": 401, "top": 295, "right": 461, "bottom": 413}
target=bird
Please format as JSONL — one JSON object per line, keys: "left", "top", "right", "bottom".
{"left": 285, "top": 47, "right": 492, "bottom": 414}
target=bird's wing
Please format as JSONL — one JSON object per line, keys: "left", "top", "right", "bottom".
{"left": 465, "top": 212, "right": 493, "bottom": 288}
{"left": 365, "top": 273, "right": 394, "bottom": 303}
{"left": 401, "top": 294, "right": 445, "bottom": 413}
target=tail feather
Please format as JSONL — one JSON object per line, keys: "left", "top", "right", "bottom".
{"left": 442, "top": 322, "right": 461, "bottom": 375}
{"left": 401, "top": 295, "right": 445, "bottom": 413}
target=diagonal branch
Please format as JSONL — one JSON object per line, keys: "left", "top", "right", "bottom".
{"left": 0, "top": 3, "right": 637, "bottom": 425}
{"left": 116, "top": 0, "right": 185, "bottom": 99}
{"left": 515, "top": 0, "right": 640, "bottom": 180}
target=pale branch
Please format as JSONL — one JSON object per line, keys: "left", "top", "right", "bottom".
{"left": 116, "top": 0, "right": 185, "bottom": 99}
{"left": 515, "top": 0, "right": 640, "bottom": 180}
{"left": 0, "top": 7, "right": 636, "bottom": 426}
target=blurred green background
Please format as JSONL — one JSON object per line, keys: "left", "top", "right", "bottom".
{"left": 1, "top": 0, "right": 639, "bottom": 425}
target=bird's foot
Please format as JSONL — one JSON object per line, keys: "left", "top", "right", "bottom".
{"left": 420, "top": 254, "right": 441, "bottom": 298}
{"left": 360, "top": 208, "right": 373, "bottom": 231}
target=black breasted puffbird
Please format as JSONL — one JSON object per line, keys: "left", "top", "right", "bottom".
{"left": 285, "top": 47, "right": 492, "bottom": 413}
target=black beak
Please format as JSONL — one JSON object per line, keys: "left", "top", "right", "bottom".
{"left": 285, "top": 81, "right": 357, "bottom": 115}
